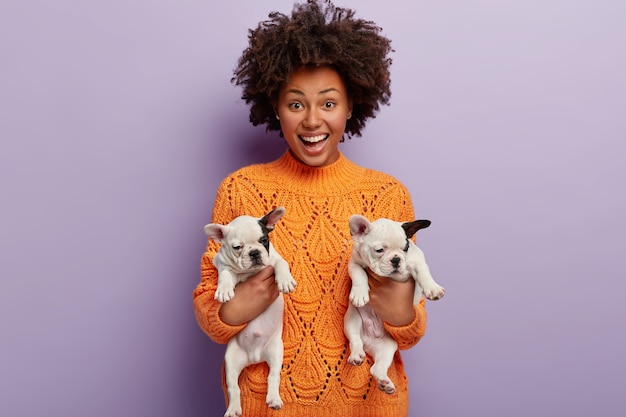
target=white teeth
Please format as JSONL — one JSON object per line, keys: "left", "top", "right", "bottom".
{"left": 300, "top": 134, "right": 327, "bottom": 143}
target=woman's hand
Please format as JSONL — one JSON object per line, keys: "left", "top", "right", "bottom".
{"left": 365, "top": 268, "right": 416, "bottom": 327}
{"left": 218, "top": 266, "right": 279, "bottom": 326}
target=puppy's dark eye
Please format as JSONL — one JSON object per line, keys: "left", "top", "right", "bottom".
{"left": 232, "top": 245, "right": 242, "bottom": 251}
{"left": 374, "top": 248, "right": 384, "bottom": 254}
{"left": 259, "top": 237, "right": 269, "bottom": 246}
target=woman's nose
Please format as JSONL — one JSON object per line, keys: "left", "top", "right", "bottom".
{"left": 302, "top": 107, "right": 322, "bottom": 128}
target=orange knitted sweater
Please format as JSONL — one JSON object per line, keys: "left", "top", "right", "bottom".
{"left": 193, "top": 151, "right": 427, "bottom": 417}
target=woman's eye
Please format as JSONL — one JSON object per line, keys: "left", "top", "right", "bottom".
{"left": 289, "top": 102, "right": 302, "bottom": 110}
{"left": 323, "top": 101, "right": 336, "bottom": 109}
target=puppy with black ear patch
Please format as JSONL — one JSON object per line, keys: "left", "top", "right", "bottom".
{"left": 204, "top": 207, "right": 296, "bottom": 417}
{"left": 344, "top": 215, "right": 444, "bottom": 395}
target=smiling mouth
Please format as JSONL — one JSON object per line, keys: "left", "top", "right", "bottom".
{"left": 299, "top": 134, "right": 328, "bottom": 147}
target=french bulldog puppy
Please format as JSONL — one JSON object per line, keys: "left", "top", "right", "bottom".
{"left": 204, "top": 207, "right": 296, "bottom": 417}
{"left": 344, "top": 215, "right": 444, "bottom": 394}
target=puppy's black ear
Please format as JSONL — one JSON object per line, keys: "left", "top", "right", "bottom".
{"left": 402, "top": 220, "right": 431, "bottom": 238}
{"left": 260, "top": 206, "right": 286, "bottom": 232}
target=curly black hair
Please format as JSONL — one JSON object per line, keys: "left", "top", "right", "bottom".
{"left": 231, "top": 0, "right": 393, "bottom": 140}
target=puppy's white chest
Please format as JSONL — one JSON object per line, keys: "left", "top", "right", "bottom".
{"left": 235, "top": 295, "right": 284, "bottom": 363}
{"left": 357, "top": 305, "right": 387, "bottom": 342}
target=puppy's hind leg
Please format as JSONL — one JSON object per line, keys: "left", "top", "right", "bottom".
{"left": 368, "top": 335, "right": 398, "bottom": 395}
{"left": 263, "top": 334, "right": 284, "bottom": 410}
{"left": 344, "top": 304, "right": 366, "bottom": 366}
{"left": 223, "top": 342, "right": 248, "bottom": 417}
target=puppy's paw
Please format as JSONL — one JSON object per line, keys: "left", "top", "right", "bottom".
{"left": 423, "top": 284, "right": 445, "bottom": 300}
{"left": 214, "top": 285, "right": 235, "bottom": 303}
{"left": 276, "top": 275, "right": 297, "bottom": 294}
{"left": 266, "top": 393, "right": 283, "bottom": 410}
{"left": 376, "top": 377, "right": 396, "bottom": 395}
{"left": 349, "top": 288, "right": 370, "bottom": 307}
{"left": 347, "top": 350, "right": 366, "bottom": 366}
{"left": 223, "top": 405, "right": 242, "bottom": 417}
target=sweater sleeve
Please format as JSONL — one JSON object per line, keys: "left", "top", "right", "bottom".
{"left": 373, "top": 180, "right": 428, "bottom": 350}
{"left": 192, "top": 176, "right": 247, "bottom": 344}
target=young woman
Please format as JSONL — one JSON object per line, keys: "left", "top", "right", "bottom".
{"left": 194, "top": 1, "right": 428, "bottom": 415}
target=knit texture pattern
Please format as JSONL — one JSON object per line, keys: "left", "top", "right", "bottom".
{"left": 193, "top": 151, "right": 427, "bottom": 417}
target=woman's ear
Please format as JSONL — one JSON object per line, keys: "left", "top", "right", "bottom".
{"left": 272, "top": 102, "right": 280, "bottom": 120}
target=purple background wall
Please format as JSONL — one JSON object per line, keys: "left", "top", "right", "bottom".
{"left": 1, "top": 1, "right": 624, "bottom": 416}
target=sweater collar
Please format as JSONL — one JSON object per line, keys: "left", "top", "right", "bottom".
{"left": 272, "top": 150, "right": 364, "bottom": 194}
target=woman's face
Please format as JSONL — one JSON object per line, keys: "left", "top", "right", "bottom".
{"left": 275, "top": 66, "right": 352, "bottom": 167}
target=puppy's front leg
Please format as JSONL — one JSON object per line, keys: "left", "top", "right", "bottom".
{"left": 214, "top": 266, "right": 238, "bottom": 303}
{"left": 348, "top": 260, "right": 370, "bottom": 307}
{"left": 272, "top": 254, "right": 297, "bottom": 294}
{"left": 409, "top": 244, "right": 444, "bottom": 301}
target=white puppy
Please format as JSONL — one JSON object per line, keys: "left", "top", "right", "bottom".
{"left": 204, "top": 207, "right": 296, "bottom": 417}
{"left": 344, "top": 215, "right": 444, "bottom": 394}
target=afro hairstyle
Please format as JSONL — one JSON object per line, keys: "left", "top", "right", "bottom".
{"left": 231, "top": 0, "right": 394, "bottom": 140}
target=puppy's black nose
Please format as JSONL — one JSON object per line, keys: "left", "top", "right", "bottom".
{"left": 390, "top": 256, "right": 401, "bottom": 268}
{"left": 249, "top": 249, "right": 261, "bottom": 259}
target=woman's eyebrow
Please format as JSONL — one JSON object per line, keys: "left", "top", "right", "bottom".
{"left": 284, "top": 87, "right": 341, "bottom": 96}
{"left": 284, "top": 88, "right": 304, "bottom": 96}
